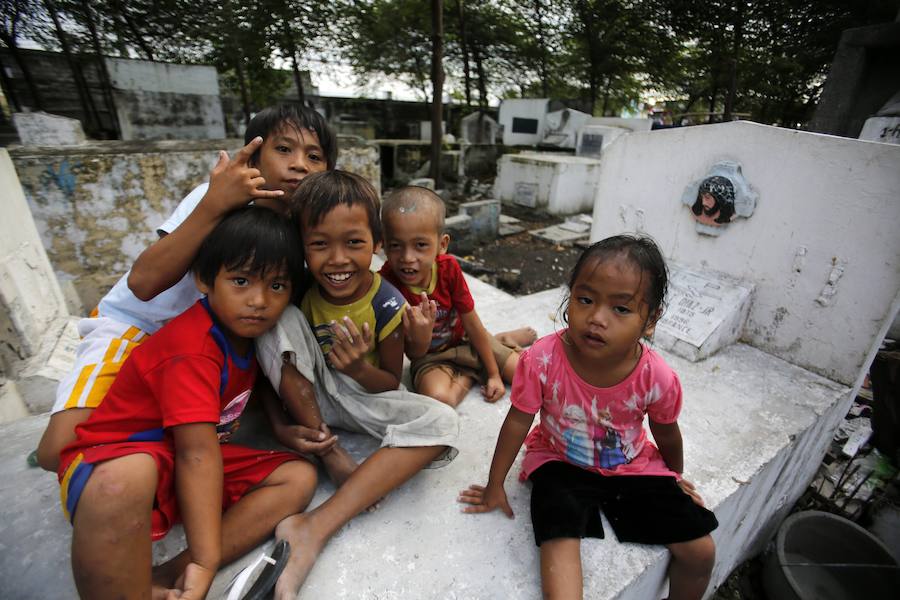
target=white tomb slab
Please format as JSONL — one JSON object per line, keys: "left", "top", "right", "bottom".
{"left": 654, "top": 262, "right": 754, "bottom": 362}
{"left": 494, "top": 152, "right": 602, "bottom": 215}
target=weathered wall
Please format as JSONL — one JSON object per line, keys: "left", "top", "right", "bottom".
{"left": 9, "top": 138, "right": 380, "bottom": 316}
{"left": 0, "top": 149, "right": 68, "bottom": 375}
{"left": 106, "top": 58, "right": 226, "bottom": 141}
{"left": 590, "top": 121, "right": 900, "bottom": 386}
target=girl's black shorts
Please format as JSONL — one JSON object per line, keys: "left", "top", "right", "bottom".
{"left": 528, "top": 460, "right": 718, "bottom": 547}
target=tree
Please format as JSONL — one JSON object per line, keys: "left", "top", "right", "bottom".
{"left": 0, "top": 0, "right": 44, "bottom": 110}
{"left": 430, "top": 0, "right": 443, "bottom": 186}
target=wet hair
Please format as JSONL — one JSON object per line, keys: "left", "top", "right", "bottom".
{"left": 192, "top": 205, "right": 304, "bottom": 300}
{"left": 244, "top": 104, "right": 338, "bottom": 170}
{"left": 691, "top": 176, "right": 735, "bottom": 224}
{"left": 290, "top": 170, "right": 382, "bottom": 243}
{"left": 561, "top": 234, "right": 668, "bottom": 326}
{"left": 382, "top": 186, "right": 446, "bottom": 233}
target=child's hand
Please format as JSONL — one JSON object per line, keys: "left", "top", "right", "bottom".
{"left": 458, "top": 483, "right": 514, "bottom": 518}
{"left": 402, "top": 292, "right": 436, "bottom": 342}
{"left": 482, "top": 375, "right": 505, "bottom": 403}
{"left": 327, "top": 317, "right": 372, "bottom": 377}
{"left": 205, "top": 137, "right": 284, "bottom": 214}
{"left": 677, "top": 477, "right": 706, "bottom": 507}
{"left": 166, "top": 561, "right": 215, "bottom": 599}
{"left": 275, "top": 422, "right": 339, "bottom": 456}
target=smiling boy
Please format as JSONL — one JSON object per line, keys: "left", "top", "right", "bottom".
{"left": 253, "top": 171, "right": 460, "bottom": 598}
{"left": 37, "top": 105, "right": 337, "bottom": 472}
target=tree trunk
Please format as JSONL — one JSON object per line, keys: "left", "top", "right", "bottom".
{"left": 723, "top": 2, "right": 744, "bottom": 121}
{"left": 223, "top": 0, "right": 251, "bottom": 123}
{"left": 44, "top": 0, "right": 100, "bottom": 132}
{"left": 456, "top": 0, "right": 472, "bottom": 108}
{"left": 80, "top": 0, "right": 122, "bottom": 138}
{"left": 279, "top": 4, "right": 306, "bottom": 106}
{"left": 430, "top": 0, "right": 444, "bottom": 188}
{"left": 533, "top": 0, "right": 549, "bottom": 97}
{"left": 707, "top": 85, "right": 718, "bottom": 123}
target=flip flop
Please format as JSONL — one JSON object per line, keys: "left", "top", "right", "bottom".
{"left": 224, "top": 540, "right": 291, "bottom": 600}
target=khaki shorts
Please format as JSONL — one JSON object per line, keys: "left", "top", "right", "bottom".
{"left": 410, "top": 336, "right": 519, "bottom": 390}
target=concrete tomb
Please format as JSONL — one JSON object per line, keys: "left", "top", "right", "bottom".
{"left": 494, "top": 152, "right": 602, "bottom": 215}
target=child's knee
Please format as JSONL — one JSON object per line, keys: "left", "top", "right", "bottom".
{"left": 669, "top": 535, "right": 716, "bottom": 573}
{"left": 266, "top": 460, "right": 318, "bottom": 507}
{"left": 75, "top": 455, "right": 158, "bottom": 530}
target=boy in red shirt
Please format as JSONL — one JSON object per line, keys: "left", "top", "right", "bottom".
{"left": 58, "top": 206, "right": 316, "bottom": 600}
{"left": 379, "top": 186, "right": 536, "bottom": 407}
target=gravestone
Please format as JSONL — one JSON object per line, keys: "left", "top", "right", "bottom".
{"left": 12, "top": 112, "right": 86, "bottom": 146}
{"left": 654, "top": 262, "right": 754, "bottom": 362}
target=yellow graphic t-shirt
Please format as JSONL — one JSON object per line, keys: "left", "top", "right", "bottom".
{"left": 300, "top": 272, "right": 406, "bottom": 367}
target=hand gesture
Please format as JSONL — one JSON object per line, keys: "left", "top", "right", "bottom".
{"left": 275, "top": 422, "right": 338, "bottom": 456}
{"left": 482, "top": 375, "right": 505, "bottom": 403}
{"left": 677, "top": 477, "right": 706, "bottom": 507}
{"left": 165, "top": 562, "right": 215, "bottom": 599}
{"left": 327, "top": 317, "right": 372, "bottom": 377}
{"left": 458, "top": 483, "right": 514, "bottom": 518}
{"left": 205, "top": 137, "right": 284, "bottom": 215}
{"left": 402, "top": 292, "right": 436, "bottom": 349}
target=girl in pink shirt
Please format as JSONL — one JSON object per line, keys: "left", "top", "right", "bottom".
{"left": 460, "top": 235, "right": 717, "bottom": 600}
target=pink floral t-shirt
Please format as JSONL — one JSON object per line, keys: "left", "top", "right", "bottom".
{"left": 512, "top": 332, "right": 682, "bottom": 480}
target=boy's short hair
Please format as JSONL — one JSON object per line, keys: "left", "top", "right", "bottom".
{"left": 193, "top": 205, "right": 304, "bottom": 300}
{"left": 291, "top": 170, "right": 382, "bottom": 243}
{"left": 244, "top": 104, "right": 338, "bottom": 170}
{"left": 382, "top": 186, "right": 445, "bottom": 233}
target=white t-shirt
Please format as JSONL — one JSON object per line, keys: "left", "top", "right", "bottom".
{"left": 96, "top": 183, "right": 209, "bottom": 334}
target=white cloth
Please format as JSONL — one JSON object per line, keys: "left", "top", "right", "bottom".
{"left": 256, "top": 305, "right": 460, "bottom": 453}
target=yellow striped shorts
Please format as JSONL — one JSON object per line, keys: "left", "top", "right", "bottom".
{"left": 51, "top": 315, "right": 149, "bottom": 414}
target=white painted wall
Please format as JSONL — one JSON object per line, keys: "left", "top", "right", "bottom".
{"left": 495, "top": 152, "right": 602, "bottom": 215}
{"left": 0, "top": 149, "right": 68, "bottom": 374}
{"left": 590, "top": 121, "right": 900, "bottom": 386}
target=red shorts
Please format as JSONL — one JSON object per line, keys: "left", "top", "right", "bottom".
{"left": 59, "top": 441, "right": 300, "bottom": 540}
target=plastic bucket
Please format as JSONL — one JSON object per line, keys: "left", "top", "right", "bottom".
{"left": 762, "top": 510, "right": 900, "bottom": 600}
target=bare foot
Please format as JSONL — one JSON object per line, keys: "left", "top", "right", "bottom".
{"left": 321, "top": 444, "right": 359, "bottom": 487}
{"left": 273, "top": 514, "right": 325, "bottom": 600}
{"left": 496, "top": 327, "right": 538, "bottom": 348}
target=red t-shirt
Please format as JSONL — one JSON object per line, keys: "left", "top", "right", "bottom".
{"left": 381, "top": 254, "right": 475, "bottom": 352}
{"left": 62, "top": 300, "right": 256, "bottom": 459}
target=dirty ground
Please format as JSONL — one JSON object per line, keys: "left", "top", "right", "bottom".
{"left": 448, "top": 202, "right": 583, "bottom": 296}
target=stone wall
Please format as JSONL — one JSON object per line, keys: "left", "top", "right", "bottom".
{"left": 9, "top": 138, "right": 380, "bottom": 315}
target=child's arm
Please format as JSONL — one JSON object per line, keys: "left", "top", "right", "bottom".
{"left": 650, "top": 419, "right": 705, "bottom": 506}
{"left": 171, "top": 422, "right": 223, "bottom": 599}
{"left": 402, "top": 292, "right": 437, "bottom": 359}
{"left": 459, "top": 406, "right": 535, "bottom": 518}
{"left": 328, "top": 316, "right": 403, "bottom": 392}
{"left": 256, "top": 377, "right": 339, "bottom": 455}
{"left": 460, "top": 309, "right": 505, "bottom": 402}
{"left": 128, "top": 137, "right": 284, "bottom": 301}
